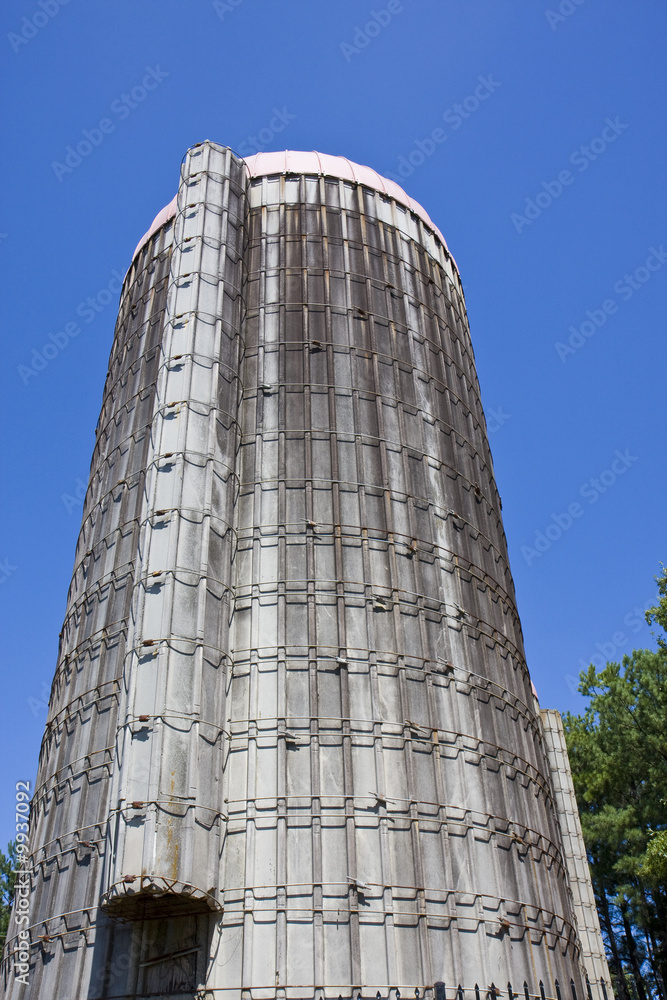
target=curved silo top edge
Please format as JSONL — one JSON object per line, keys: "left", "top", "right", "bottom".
{"left": 132, "top": 193, "right": 178, "bottom": 259}
{"left": 131, "top": 148, "right": 456, "bottom": 270}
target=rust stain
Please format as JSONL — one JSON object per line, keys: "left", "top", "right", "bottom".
{"left": 165, "top": 769, "right": 179, "bottom": 881}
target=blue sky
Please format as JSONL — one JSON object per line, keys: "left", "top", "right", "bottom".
{"left": 1, "top": 0, "right": 665, "bottom": 850}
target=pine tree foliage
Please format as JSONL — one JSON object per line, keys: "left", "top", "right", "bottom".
{"left": 564, "top": 567, "right": 667, "bottom": 1000}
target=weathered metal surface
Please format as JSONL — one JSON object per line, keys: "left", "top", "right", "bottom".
{"left": 2, "top": 143, "right": 610, "bottom": 1000}
{"left": 101, "top": 148, "right": 246, "bottom": 921}
{"left": 540, "top": 711, "right": 611, "bottom": 986}
{"left": 132, "top": 150, "right": 452, "bottom": 264}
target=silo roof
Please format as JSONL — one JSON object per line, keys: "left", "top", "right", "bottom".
{"left": 133, "top": 149, "right": 449, "bottom": 260}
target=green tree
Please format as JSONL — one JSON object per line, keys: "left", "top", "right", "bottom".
{"left": 0, "top": 840, "right": 19, "bottom": 950}
{"left": 645, "top": 564, "right": 667, "bottom": 648}
{"left": 643, "top": 830, "right": 667, "bottom": 885}
{"left": 564, "top": 567, "right": 667, "bottom": 999}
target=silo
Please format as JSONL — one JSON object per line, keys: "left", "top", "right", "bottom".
{"left": 2, "top": 143, "right": 610, "bottom": 1000}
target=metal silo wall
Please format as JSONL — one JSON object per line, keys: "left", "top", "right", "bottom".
{"left": 2, "top": 216, "right": 176, "bottom": 997}
{"left": 100, "top": 143, "right": 245, "bottom": 922}
{"left": 3, "top": 144, "right": 248, "bottom": 999}
{"left": 217, "top": 165, "right": 586, "bottom": 996}
{"left": 2, "top": 143, "right": 592, "bottom": 999}
{"left": 87, "top": 143, "right": 247, "bottom": 997}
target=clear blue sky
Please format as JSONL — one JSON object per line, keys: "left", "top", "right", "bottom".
{"left": 1, "top": 0, "right": 665, "bottom": 851}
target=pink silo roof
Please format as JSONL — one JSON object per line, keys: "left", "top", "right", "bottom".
{"left": 133, "top": 150, "right": 450, "bottom": 261}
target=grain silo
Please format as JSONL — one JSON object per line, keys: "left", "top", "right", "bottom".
{"left": 2, "top": 143, "right": 610, "bottom": 1000}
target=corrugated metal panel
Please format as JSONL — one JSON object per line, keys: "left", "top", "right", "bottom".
{"left": 539, "top": 710, "right": 612, "bottom": 986}
{"left": 101, "top": 145, "right": 247, "bottom": 920}
{"left": 218, "top": 160, "right": 580, "bottom": 996}
{"left": 3, "top": 213, "right": 178, "bottom": 997}
{"left": 2, "top": 142, "right": 610, "bottom": 1000}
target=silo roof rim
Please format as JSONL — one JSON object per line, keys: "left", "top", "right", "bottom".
{"left": 132, "top": 149, "right": 453, "bottom": 267}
